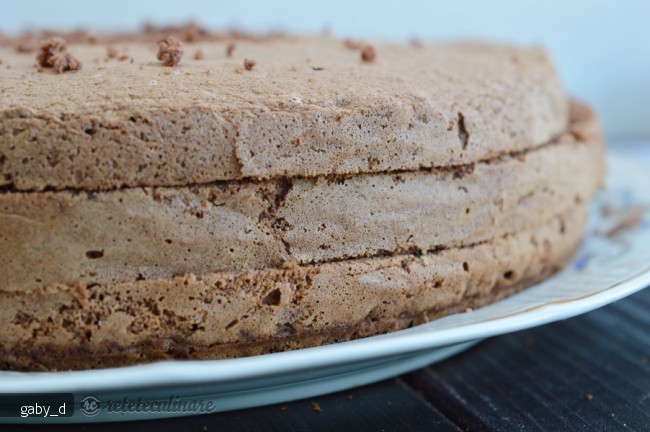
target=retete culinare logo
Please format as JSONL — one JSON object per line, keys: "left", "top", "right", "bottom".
{"left": 79, "top": 395, "right": 101, "bottom": 417}
{"left": 79, "top": 394, "right": 215, "bottom": 417}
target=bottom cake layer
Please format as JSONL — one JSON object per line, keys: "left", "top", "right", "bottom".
{"left": 0, "top": 205, "right": 587, "bottom": 371}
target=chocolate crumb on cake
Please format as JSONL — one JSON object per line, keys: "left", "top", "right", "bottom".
{"left": 36, "top": 37, "right": 67, "bottom": 66}
{"left": 360, "top": 44, "right": 376, "bottom": 62}
{"left": 0, "top": 29, "right": 605, "bottom": 371}
{"left": 36, "top": 37, "right": 82, "bottom": 73}
{"left": 157, "top": 35, "right": 183, "bottom": 66}
{"left": 244, "top": 57, "right": 256, "bottom": 70}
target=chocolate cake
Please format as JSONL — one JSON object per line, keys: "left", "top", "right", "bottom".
{"left": 0, "top": 29, "right": 605, "bottom": 371}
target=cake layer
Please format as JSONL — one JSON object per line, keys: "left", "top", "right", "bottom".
{"left": 0, "top": 37, "right": 566, "bottom": 190}
{"left": 0, "top": 204, "right": 586, "bottom": 371}
{"left": 0, "top": 102, "right": 603, "bottom": 292}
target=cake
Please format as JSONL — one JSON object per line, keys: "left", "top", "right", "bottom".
{"left": 0, "top": 28, "right": 605, "bottom": 371}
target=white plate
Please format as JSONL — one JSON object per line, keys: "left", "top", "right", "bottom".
{"left": 2, "top": 153, "right": 650, "bottom": 424}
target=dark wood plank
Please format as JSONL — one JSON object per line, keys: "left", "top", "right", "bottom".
{"left": 402, "top": 288, "right": 650, "bottom": 431}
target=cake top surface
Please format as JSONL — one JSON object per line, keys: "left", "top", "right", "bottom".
{"left": 0, "top": 31, "right": 568, "bottom": 190}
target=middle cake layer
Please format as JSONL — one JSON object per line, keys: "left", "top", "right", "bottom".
{"left": 2, "top": 110, "right": 602, "bottom": 293}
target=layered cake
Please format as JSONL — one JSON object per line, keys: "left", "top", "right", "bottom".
{"left": 0, "top": 28, "right": 605, "bottom": 371}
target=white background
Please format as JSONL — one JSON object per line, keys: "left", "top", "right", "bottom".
{"left": 2, "top": 0, "right": 649, "bottom": 141}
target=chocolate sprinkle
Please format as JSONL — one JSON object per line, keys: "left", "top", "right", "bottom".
{"left": 157, "top": 35, "right": 183, "bottom": 67}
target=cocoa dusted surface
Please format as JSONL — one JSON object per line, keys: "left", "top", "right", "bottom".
{"left": 1, "top": 33, "right": 567, "bottom": 190}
